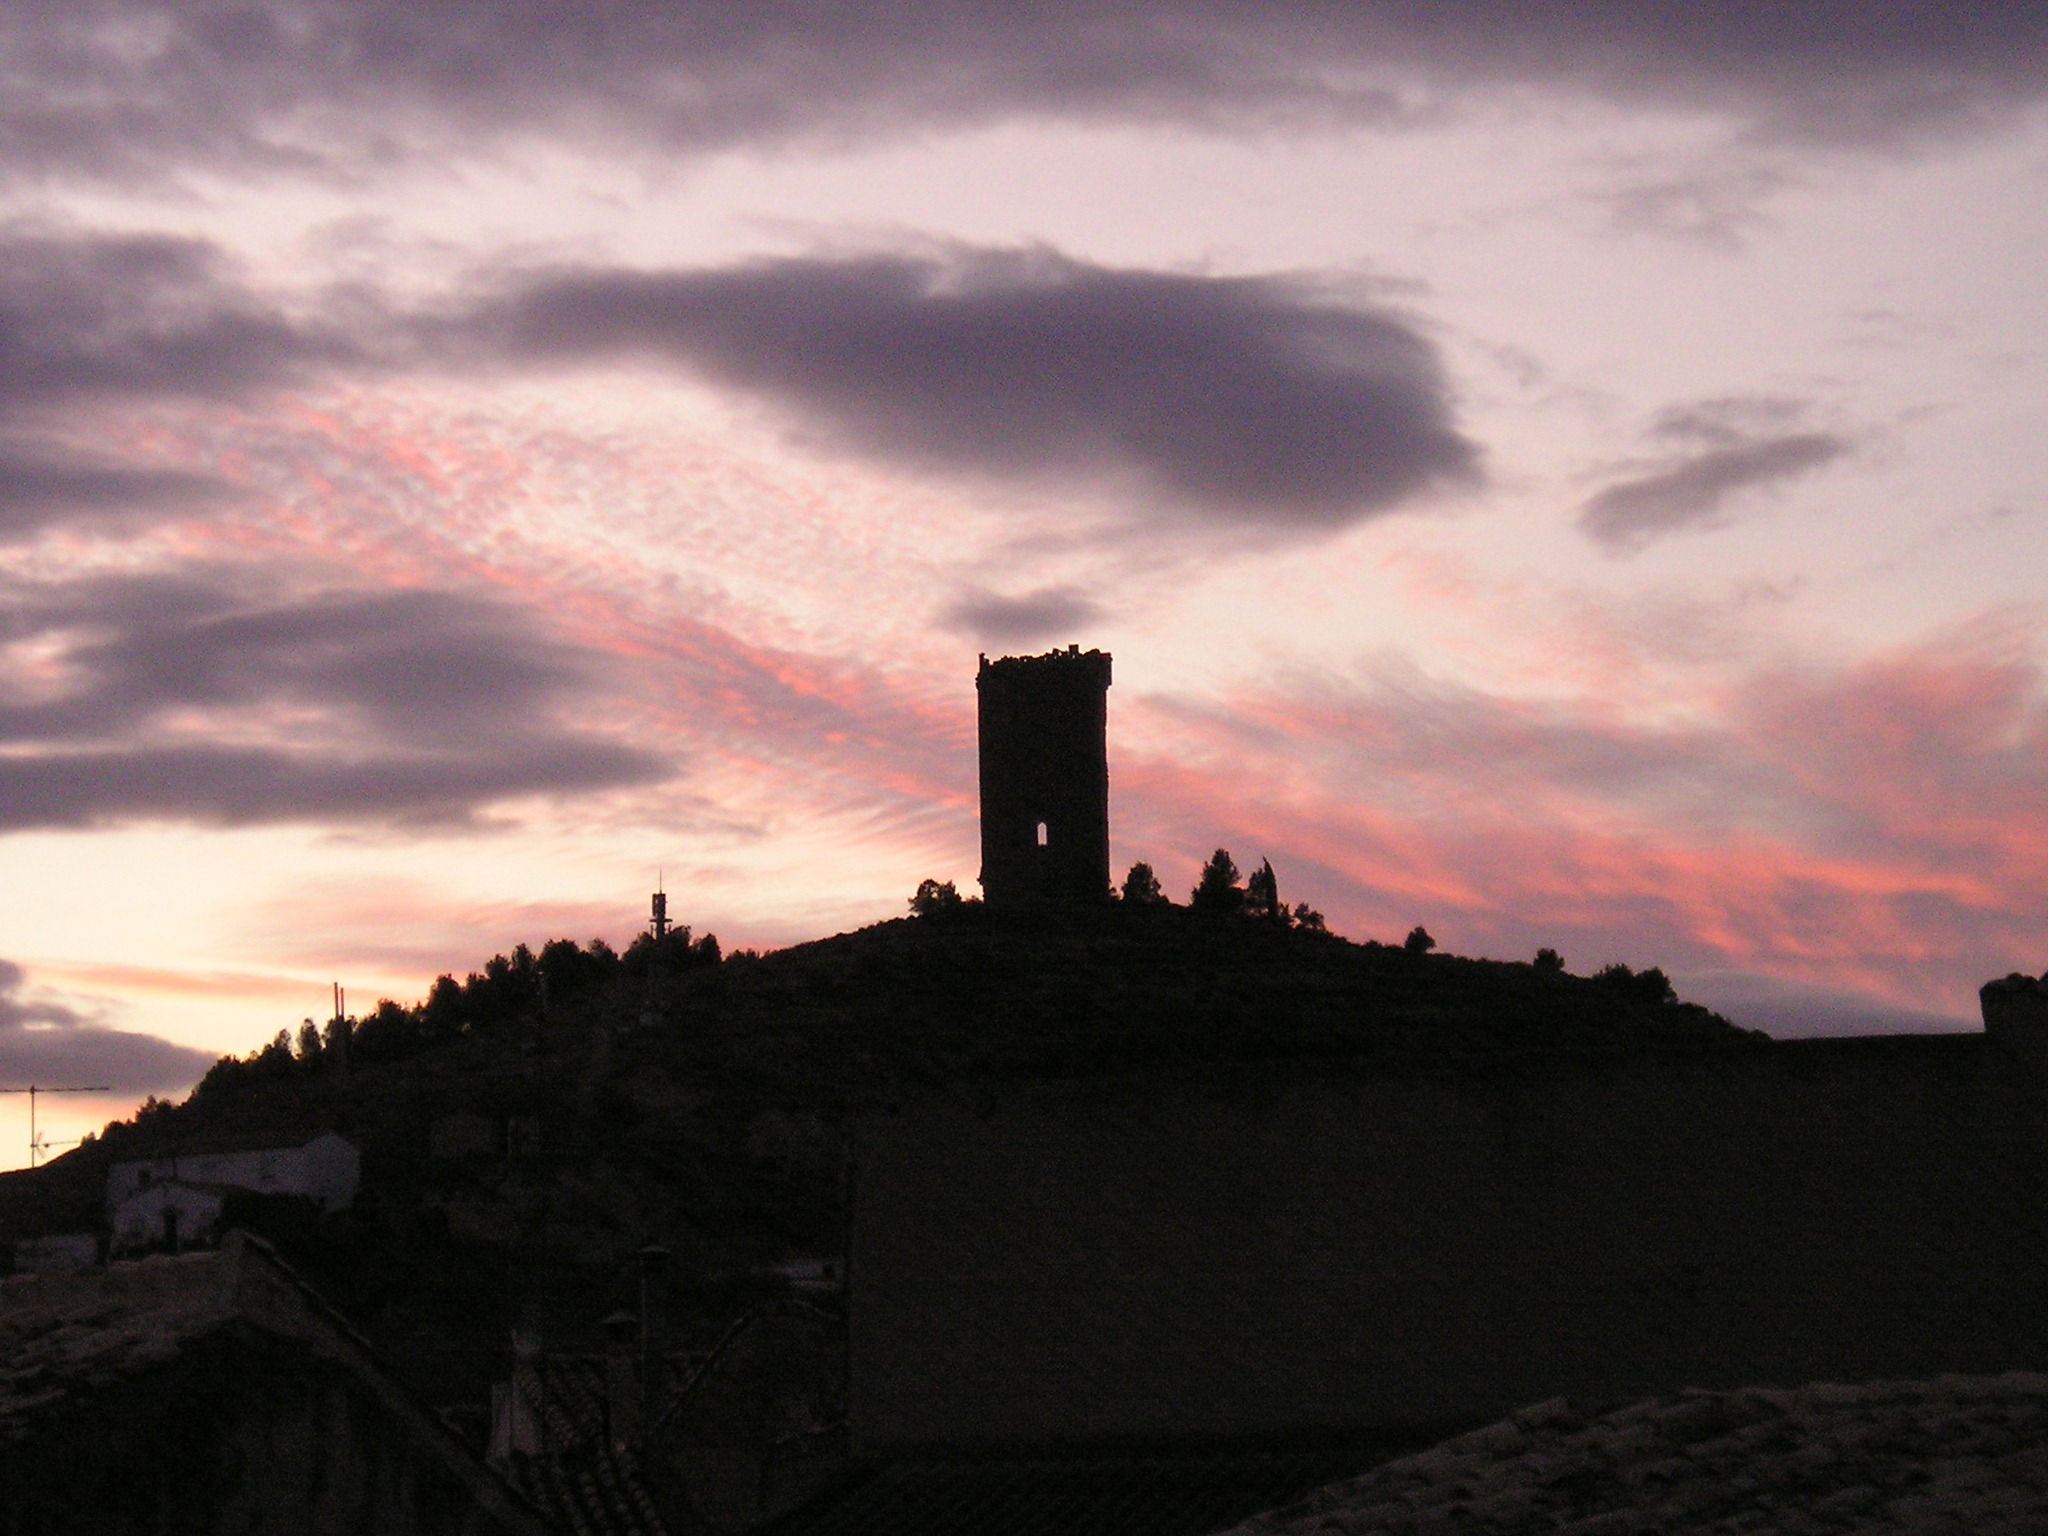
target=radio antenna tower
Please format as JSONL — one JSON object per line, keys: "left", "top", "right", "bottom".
{"left": 1, "top": 1082, "right": 112, "bottom": 1168}
{"left": 651, "top": 873, "right": 671, "bottom": 940}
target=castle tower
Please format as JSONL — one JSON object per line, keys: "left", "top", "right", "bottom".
{"left": 977, "top": 645, "right": 1112, "bottom": 911}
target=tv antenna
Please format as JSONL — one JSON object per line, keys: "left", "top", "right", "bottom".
{"left": 1, "top": 1083, "right": 112, "bottom": 1168}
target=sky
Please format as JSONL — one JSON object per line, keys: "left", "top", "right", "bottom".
{"left": 4, "top": 3, "right": 2047, "bottom": 1168}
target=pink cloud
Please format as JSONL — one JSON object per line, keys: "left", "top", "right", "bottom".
{"left": 1114, "top": 621, "right": 2048, "bottom": 1021}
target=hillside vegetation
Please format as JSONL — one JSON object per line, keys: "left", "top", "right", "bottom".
{"left": 0, "top": 896, "right": 1759, "bottom": 1406}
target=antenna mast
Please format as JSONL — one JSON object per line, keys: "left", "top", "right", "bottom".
{"left": 1, "top": 1083, "right": 113, "bottom": 1167}
{"left": 651, "top": 872, "right": 671, "bottom": 940}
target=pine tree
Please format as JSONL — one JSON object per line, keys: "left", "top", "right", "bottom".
{"left": 1244, "top": 858, "right": 1284, "bottom": 923}
{"left": 1191, "top": 849, "right": 1245, "bottom": 914}
{"left": 1120, "top": 862, "right": 1166, "bottom": 904}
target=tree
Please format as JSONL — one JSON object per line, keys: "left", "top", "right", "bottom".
{"left": 351, "top": 997, "right": 418, "bottom": 1063}
{"left": 1403, "top": 925, "right": 1436, "bottom": 955}
{"left": 1244, "top": 858, "right": 1284, "bottom": 923}
{"left": 421, "top": 974, "right": 467, "bottom": 1038}
{"left": 1291, "top": 902, "right": 1326, "bottom": 932}
{"left": 1593, "top": 962, "right": 1675, "bottom": 1006}
{"left": 250, "top": 1028, "right": 295, "bottom": 1080}
{"left": 1190, "top": 849, "right": 1244, "bottom": 914}
{"left": 1120, "top": 862, "right": 1166, "bottom": 905}
{"left": 1534, "top": 947, "right": 1565, "bottom": 974}
{"left": 910, "top": 878, "right": 964, "bottom": 917}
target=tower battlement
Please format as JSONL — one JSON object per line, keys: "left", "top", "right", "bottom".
{"left": 976, "top": 646, "right": 1112, "bottom": 911}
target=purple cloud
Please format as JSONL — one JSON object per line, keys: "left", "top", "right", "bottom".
{"left": 941, "top": 586, "right": 1106, "bottom": 647}
{"left": 0, "top": 228, "right": 360, "bottom": 408}
{"left": 0, "top": 231, "right": 1472, "bottom": 534}
{"left": 0, "top": 960, "right": 216, "bottom": 1096}
{"left": 0, "top": 570, "right": 670, "bottom": 831}
{"left": 456, "top": 247, "right": 1480, "bottom": 529}
{"left": 4, "top": 2, "right": 2043, "bottom": 187}
{"left": 1580, "top": 399, "right": 1850, "bottom": 551}
{"left": 0, "top": 445, "right": 242, "bottom": 542}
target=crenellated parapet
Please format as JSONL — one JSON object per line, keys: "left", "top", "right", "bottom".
{"left": 1981, "top": 971, "right": 2048, "bottom": 1043}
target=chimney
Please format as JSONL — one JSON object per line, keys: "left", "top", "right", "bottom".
{"left": 489, "top": 1323, "right": 544, "bottom": 1459}
{"left": 637, "top": 1245, "right": 672, "bottom": 1426}
{"left": 603, "top": 1309, "right": 641, "bottom": 1447}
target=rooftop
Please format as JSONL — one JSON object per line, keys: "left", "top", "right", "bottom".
{"left": 1221, "top": 1373, "right": 2048, "bottom": 1536}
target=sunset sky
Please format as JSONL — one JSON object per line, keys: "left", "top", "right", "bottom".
{"left": 4, "top": 4, "right": 2047, "bottom": 1168}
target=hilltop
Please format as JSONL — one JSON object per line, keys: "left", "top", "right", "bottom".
{"left": 0, "top": 900, "right": 1758, "bottom": 1405}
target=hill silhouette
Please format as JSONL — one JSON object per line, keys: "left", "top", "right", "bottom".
{"left": 0, "top": 900, "right": 1758, "bottom": 1410}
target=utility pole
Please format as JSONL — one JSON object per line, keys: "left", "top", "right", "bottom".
{"left": 1, "top": 1083, "right": 112, "bottom": 1167}
{"left": 330, "top": 982, "right": 350, "bottom": 1078}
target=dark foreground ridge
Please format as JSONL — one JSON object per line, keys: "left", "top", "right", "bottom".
{"left": 3, "top": 907, "right": 2003, "bottom": 1536}
{"left": 1221, "top": 1374, "right": 2048, "bottom": 1536}
{"left": 0, "top": 908, "right": 1749, "bottom": 1380}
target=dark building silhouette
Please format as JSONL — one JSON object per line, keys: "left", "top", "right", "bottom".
{"left": 977, "top": 646, "right": 1112, "bottom": 910}
{"left": 850, "top": 1020, "right": 2048, "bottom": 1456}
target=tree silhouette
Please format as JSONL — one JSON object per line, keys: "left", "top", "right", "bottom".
{"left": 1534, "top": 947, "right": 1565, "bottom": 974}
{"left": 1191, "top": 849, "right": 1245, "bottom": 915}
{"left": 1596, "top": 962, "right": 1675, "bottom": 1006}
{"left": 910, "top": 878, "right": 964, "bottom": 917}
{"left": 1404, "top": 925, "right": 1436, "bottom": 955}
{"left": 1244, "top": 858, "right": 1285, "bottom": 923}
{"left": 1120, "top": 861, "right": 1167, "bottom": 904}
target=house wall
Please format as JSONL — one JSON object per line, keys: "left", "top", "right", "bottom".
{"left": 106, "top": 1132, "right": 361, "bottom": 1216}
{"left": 851, "top": 1036, "right": 2048, "bottom": 1452}
{"left": 110, "top": 1181, "right": 227, "bottom": 1253}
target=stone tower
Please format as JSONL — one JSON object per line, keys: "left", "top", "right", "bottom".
{"left": 977, "top": 646, "right": 1112, "bottom": 911}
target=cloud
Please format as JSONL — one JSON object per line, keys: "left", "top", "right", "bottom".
{"left": 1597, "top": 163, "right": 1793, "bottom": 250}
{"left": 0, "top": 959, "right": 217, "bottom": 1096}
{"left": 0, "top": 443, "right": 242, "bottom": 541}
{"left": 3, "top": 3, "right": 2045, "bottom": 186}
{"left": 0, "top": 229, "right": 1474, "bottom": 535}
{"left": 0, "top": 227, "right": 370, "bottom": 538}
{"left": 1579, "top": 400, "right": 1849, "bottom": 550}
{"left": 0, "top": 227, "right": 362, "bottom": 411}
{"left": 0, "top": 569, "right": 670, "bottom": 831}
{"left": 1120, "top": 619, "right": 2048, "bottom": 1015}
{"left": 456, "top": 246, "right": 1480, "bottom": 529}
{"left": 1678, "top": 970, "right": 1977, "bottom": 1038}
{"left": 941, "top": 586, "right": 1105, "bottom": 646}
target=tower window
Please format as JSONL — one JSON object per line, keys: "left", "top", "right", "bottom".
{"left": 1036, "top": 821, "right": 1049, "bottom": 847}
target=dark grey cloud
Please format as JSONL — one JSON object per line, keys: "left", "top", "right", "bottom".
{"left": 0, "top": 570, "right": 670, "bottom": 831}
{"left": 941, "top": 586, "right": 1105, "bottom": 647}
{"left": 5, "top": 2, "right": 2045, "bottom": 187}
{"left": 0, "top": 444, "right": 242, "bottom": 542}
{"left": 0, "top": 227, "right": 365, "bottom": 539}
{"left": 1678, "top": 970, "right": 1977, "bottom": 1039}
{"left": 0, "top": 960, "right": 215, "bottom": 1096}
{"left": 1580, "top": 400, "right": 1849, "bottom": 551}
{"left": 0, "top": 230, "right": 1470, "bottom": 534}
{"left": 0, "top": 227, "right": 362, "bottom": 408}
{"left": 457, "top": 247, "right": 1479, "bottom": 528}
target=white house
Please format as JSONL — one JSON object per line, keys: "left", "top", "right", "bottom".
{"left": 109, "top": 1180, "right": 230, "bottom": 1255}
{"left": 106, "top": 1129, "right": 360, "bottom": 1214}
{"left": 106, "top": 1130, "right": 361, "bottom": 1254}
